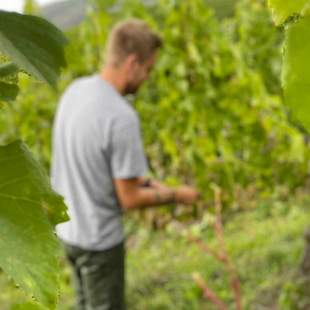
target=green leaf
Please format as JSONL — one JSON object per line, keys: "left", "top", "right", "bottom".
{"left": 11, "top": 302, "right": 44, "bottom": 310}
{"left": 283, "top": 16, "right": 310, "bottom": 132}
{"left": 0, "top": 141, "right": 68, "bottom": 308}
{"left": 268, "top": 0, "right": 309, "bottom": 25}
{"left": 0, "top": 62, "right": 19, "bottom": 77}
{"left": 0, "top": 11, "right": 67, "bottom": 87}
{"left": 0, "top": 82, "right": 19, "bottom": 101}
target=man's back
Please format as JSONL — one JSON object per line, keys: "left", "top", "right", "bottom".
{"left": 51, "top": 74, "right": 148, "bottom": 251}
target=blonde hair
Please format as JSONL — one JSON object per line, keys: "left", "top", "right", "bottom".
{"left": 106, "top": 19, "right": 162, "bottom": 66}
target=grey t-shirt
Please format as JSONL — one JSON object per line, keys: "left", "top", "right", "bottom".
{"left": 51, "top": 74, "right": 148, "bottom": 251}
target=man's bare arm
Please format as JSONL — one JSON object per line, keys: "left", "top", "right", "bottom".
{"left": 114, "top": 178, "right": 199, "bottom": 210}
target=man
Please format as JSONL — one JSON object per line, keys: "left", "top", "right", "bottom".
{"left": 51, "top": 19, "right": 200, "bottom": 310}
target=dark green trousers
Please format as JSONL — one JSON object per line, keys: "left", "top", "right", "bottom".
{"left": 63, "top": 242, "right": 126, "bottom": 310}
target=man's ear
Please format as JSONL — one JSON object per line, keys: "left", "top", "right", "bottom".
{"left": 125, "top": 54, "right": 139, "bottom": 69}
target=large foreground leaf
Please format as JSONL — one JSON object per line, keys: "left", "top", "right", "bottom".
{"left": 283, "top": 16, "right": 310, "bottom": 133}
{"left": 0, "top": 62, "right": 19, "bottom": 101}
{"left": 268, "top": 0, "right": 309, "bottom": 25}
{"left": 0, "top": 141, "right": 68, "bottom": 308}
{"left": 0, "top": 62, "right": 19, "bottom": 77}
{"left": 0, "top": 11, "right": 67, "bottom": 87}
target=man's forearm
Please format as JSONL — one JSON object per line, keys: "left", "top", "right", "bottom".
{"left": 125, "top": 186, "right": 176, "bottom": 210}
{"left": 115, "top": 177, "right": 199, "bottom": 210}
{"left": 137, "top": 177, "right": 152, "bottom": 187}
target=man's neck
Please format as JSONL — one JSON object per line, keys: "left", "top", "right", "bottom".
{"left": 100, "top": 67, "right": 126, "bottom": 95}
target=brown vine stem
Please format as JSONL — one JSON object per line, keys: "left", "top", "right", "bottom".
{"left": 187, "top": 186, "right": 242, "bottom": 310}
{"left": 192, "top": 272, "right": 228, "bottom": 310}
{"left": 214, "top": 186, "right": 242, "bottom": 310}
{"left": 187, "top": 234, "right": 226, "bottom": 263}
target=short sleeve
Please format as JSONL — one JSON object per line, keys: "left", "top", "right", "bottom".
{"left": 110, "top": 116, "right": 148, "bottom": 179}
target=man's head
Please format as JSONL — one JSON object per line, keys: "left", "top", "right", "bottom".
{"left": 104, "top": 19, "right": 162, "bottom": 95}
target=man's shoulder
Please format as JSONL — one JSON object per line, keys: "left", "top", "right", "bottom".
{"left": 61, "top": 74, "right": 139, "bottom": 124}
{"left": 114, "top": 97, "right": 137, "bottom": 117}
{"left": 60, "top": 74, "right": 97, "bottom": 102}
{"left": 111, "top": 103, "right": 139, "bottom": 131}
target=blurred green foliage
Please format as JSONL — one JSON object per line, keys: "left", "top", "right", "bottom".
{"left": 206, "top": 0, "right": 237, "bottom": 18}
{"left": 0, "top": 0, "right": 308, "bottom": 211}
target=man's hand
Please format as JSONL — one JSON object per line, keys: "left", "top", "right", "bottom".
{"left": 148, "top": 180, "right": 200, "bottom": 205}
{"left": 175, "top": 185, "right": 200, "bottom": 205}
{"left": 149, "top": 180, "right": 168, "bottom": 190}
{"left": 145, "top": 179, "right": 201, "bottom": 205}
{"left": 114, "top": 177, "right": 200, "bottom": 210}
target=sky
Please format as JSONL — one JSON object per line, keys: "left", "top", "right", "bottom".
{"left": 0, "top": 0, "right": 61, "bottom": 12}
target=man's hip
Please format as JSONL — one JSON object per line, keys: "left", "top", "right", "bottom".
{"left": 63, "top": 241, "right": 126, "bottom": 310}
